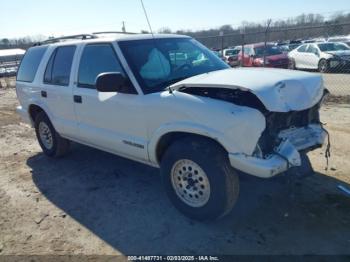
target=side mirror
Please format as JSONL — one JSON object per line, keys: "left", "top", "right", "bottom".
{"left": 96, "top": 72, "right": 132, "bottom": 93}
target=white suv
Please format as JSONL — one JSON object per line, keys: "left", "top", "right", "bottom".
{"left": 16, "top": 33, "right": 328, "bottom": 220}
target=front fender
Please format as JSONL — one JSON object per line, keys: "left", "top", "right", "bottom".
{"left": 148, "top": 121, "right": 229, "bottom": 165}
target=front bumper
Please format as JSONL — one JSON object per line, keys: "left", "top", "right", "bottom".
{"left": 329, "top": 59, "right": 350, "bottom": 70}
{"left": 228, "top": 124, "right": 327, "bottom": 178}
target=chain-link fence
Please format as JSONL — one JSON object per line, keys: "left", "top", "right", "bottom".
{"left": 195, "top": 22, "right": 350, "bottom": 96}
{"left": 1, "top": 23, "right": 350, "bottom": 96}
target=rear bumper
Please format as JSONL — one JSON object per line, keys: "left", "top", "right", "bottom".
{"left": 228, "top": 124, "right": 327, "bottom": 178}
{"left": 16, "top": 106, "right": 32, "bottom": 126}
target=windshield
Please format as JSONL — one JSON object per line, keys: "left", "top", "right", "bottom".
{"left": 317, "top": 43, "right": 350, "bottom": 52}
{"left": 254, "top": 45, "right": 283, "bottom": 57}
{"left": 118, "top": 38, "right": 229, "bottom": 94}
{"left": 225, "top": 49, "right": 240, "bottom": 56}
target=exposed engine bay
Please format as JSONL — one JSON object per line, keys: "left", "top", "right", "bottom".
{"left": 179, "top": 86, "right": 327, "bottom": 157}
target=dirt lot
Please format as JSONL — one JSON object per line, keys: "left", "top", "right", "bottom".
{"left": 0, "top": 85, "right": 350, "bottom": 256}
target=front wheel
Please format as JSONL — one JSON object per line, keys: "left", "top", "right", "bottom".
{"left": 318, "top": 59, "right": 329, "bottom": 73}
{"left": 160, "top": 137, "right": 239, "bottom": 221}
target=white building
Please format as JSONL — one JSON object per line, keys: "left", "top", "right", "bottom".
{"left": 0, "top": 48, "right": 25, "bottom": 64}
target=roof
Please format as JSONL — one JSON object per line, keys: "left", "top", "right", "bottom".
{"left": 35, "top": 33, "right": 190, "bottom": 47}
{"left": 0, "top": 48, "right": 26, "bottom": 57}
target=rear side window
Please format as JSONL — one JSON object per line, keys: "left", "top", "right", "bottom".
{"left": 44, "top": 46, "right": 76, "bottom": 86}
{"left": 78, "top": 44, "right": 125, "bottom": 88}
{"left": 17, "top": 46, "right": 48, "bottom": 82}
{"left": 306, "top": 45, "right": 318, "bottom": 54}
{"left": 297, "top": 45, "right": 307, "bottom": 52}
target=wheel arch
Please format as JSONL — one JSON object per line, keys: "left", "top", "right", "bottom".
{"left": 28, "top": 104, "right": 46, "bottom": 123}
{"left": 27, "top": 102, "right": 55, "bottom": 129}
{"left": 152, "top": 130, "right": 229, "bottom": 165}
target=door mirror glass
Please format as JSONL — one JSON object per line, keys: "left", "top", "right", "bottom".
{"left": 95, "top": 72, "right": 131, "bottom": 93}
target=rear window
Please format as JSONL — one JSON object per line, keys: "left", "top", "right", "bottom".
{"left": 17, "top": 46, "right": 48, "bottom": 82}
{"left": 224, "top": 49, "right": 239, "bottom": 56}
{"left": 297, "top": 45, "right": 307, "bottom": 52}
{"left": 254, "top": 45, "right": 283, "bottom": 57}
{"left": 44, "top": 46, "right": 76, "bottom": 86}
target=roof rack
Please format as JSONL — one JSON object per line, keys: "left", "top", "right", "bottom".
{"left": 92, "top": 31, "right": 138, "bottom": 35}
{"left": 33, "top": 34, "right": 98, "bottom": 46}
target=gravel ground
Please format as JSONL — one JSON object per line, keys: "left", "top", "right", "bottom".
{"left": 322, "top": 73, "right": 350, "bottom": 96}
{"left": 0, "top": 86, "right": 349, "bottom": 256}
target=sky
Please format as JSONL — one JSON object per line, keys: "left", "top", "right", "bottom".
{"left": 1, "top": 0, "right": 350, "bottom": 39}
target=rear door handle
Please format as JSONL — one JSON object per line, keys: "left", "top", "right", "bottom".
{"left": 41, "top": 91, "right": 47, "bottom": 98}
{"left": 73, "top": 95, "right": 82, "bottom": 103}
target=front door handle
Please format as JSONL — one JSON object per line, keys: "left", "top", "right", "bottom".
{"left": 73, "top": 95, "right": 82, "bottom": 103}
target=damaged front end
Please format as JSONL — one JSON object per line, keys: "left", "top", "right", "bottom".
{"left": 179, "top": 86, "right": 329, "bottom": 178}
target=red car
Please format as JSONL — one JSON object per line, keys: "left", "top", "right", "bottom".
{"left": 238, "top": 43, "right": 289, "bottom": 68}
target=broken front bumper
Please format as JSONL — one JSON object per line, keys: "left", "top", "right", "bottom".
{"left": 228, "top": 124, "right": 327, "bottom": 178}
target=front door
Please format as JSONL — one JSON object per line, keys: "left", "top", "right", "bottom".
{"left": 72, "top": 43, "right": 148, "bottom": 161}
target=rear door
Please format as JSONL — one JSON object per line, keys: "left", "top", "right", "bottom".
{"left": 305, "top": 44, "right": 320, "bottom": 69}
{"left": 41, "top": 45, "right": 78, "bottom": 137}
{"left": 293, "top": 45, "right": 309, "bottom": 68}
{"left": 72, "top": 43, "right": 148, "bottom": 161}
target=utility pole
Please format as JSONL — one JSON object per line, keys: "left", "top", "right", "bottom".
{"left": 219, "top": 31, "right": 224, "bottom": 57}
{"left": 122, "top": 21, "right": 126, "bottom": 33}
{"left": 240, "top": 26, "right": 245, "bottom": 67}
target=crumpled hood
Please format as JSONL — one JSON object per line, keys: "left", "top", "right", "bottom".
{"left": 170, "top": 68, "right": 324, "bottom": 112}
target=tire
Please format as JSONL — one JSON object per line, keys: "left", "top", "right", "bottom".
{"left": 288, "top": 58, "right": 296, "bottom": 70}
{"left": 318, "top": 59, "right": 329, "bottom": 73}
{"left": 34, "top": 112, "right": 70, "bottom": 157}
{"left": 160, "top": 136, "right": 239, "bottom": 221}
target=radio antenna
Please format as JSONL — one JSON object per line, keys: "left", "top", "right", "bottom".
{"left": 140, "top": 0, "right": 154, "bottom": 36}
{"left": 139, "top": 0, "right": 174, "bottom": 94}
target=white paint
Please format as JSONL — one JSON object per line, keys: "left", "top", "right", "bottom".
{"left": 170, "top": 67, "right": 324, "bottom": 112}
{"left": 16, "top": 35, "right": 327, "bottom": 178}
{"left": 289, "top": 42, "right": 350, "bottom": 70}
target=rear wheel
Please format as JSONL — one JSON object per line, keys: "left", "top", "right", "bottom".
{"left": 34, "top": 112, "right": 70, "bottom": 157}
{"left": 160, "top": 137, "right": 239, "bottom": 221}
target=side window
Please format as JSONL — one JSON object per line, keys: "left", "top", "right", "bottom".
{"left": 306, "top": 45, "right": 318, "bottom": 55}
{"left": 243, "top": 47, "right": 251, "bottom": 55}
{"left": 297, "top": 45, "right": 307, "bottom": 52}
{"left": 78, "top": 44, "right": 132, "bottom": 90}
{"left": 44, "top": 46, "right": 76, "bottom": 86}
{"left": 17, "top": 46, "right": 48, "bottom": 82}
